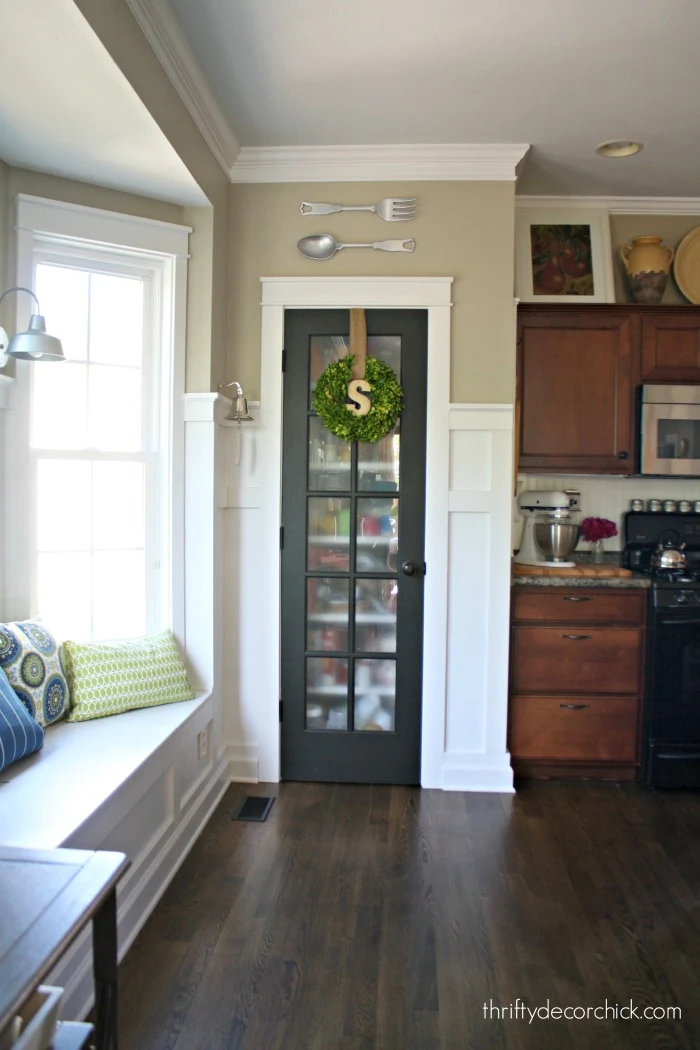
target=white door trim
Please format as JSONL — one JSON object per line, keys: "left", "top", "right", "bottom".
{"left": 257, "top": 276, "right": 453, "bottom": 785}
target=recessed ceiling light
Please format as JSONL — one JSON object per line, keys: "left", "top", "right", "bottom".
{"left": 595, "top": 140, "right": 643, "bottom": 158}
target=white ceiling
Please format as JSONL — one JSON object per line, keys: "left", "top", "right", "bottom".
{"left": 166, "top": 0, "right": 700, "bottom": 196}
{"left": 0, "top": 0, "right": 207, "bottom": 206}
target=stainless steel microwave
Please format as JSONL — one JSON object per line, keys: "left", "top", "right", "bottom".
{"left": 640, "top": 384, "right": 700, "bottom": 475}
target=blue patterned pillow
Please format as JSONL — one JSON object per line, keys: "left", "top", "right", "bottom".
{"left": 0, "top": 665, "right": 44, "bottom": 772}
{"left": 0, "top": 621, "right": 70, "bottom": 726}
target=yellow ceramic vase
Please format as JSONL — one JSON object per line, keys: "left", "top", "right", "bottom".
{"left": 620, "top": 235, "right": 675, "bottom": 304}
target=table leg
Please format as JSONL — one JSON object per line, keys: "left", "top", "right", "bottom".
{"left": 92, "top": 889, "right": 118, "bottom": 1050}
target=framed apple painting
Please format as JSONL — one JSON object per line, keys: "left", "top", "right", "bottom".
{"left": 515, "top": 208, "right": 614, "bottom": 303}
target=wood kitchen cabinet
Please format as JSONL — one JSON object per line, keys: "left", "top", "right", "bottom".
{"left": 640, "top": 309, "right": 700, "bottom": 382}
{"left": 517, "top": 306, "right": 637, "bottom": 474}
{"left": 517, "top": 304, "right": 700, "bottom": 474}
{"left": 509, "top": 587, "right": 646, "bottom": 780}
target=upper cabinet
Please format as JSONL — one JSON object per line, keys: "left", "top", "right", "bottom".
{"left": 517, "top": 306, "right": 637, "bottom": 475}
{"left": 517, "top": 304, "right": 700, "bottom": 474}
{"left": 640, "top": 310, "right": 700, "bottom": 382}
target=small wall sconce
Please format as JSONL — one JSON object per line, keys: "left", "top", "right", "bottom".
{"left": 0, "top": 286, "right": 65, "bottom": 365}
{"left": 218, "top": 381, "right": 254, "bottom": 421}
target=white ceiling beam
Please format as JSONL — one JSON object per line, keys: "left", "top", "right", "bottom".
{"left": 124, "top": 0, "right": 240, "bottom": 177}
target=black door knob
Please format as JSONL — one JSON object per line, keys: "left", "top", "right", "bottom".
{"left": 401, "top": 561, "right": 419, "bottom": 576}
{"left": 618, "top": 451, "right": 629, "bottom": 460}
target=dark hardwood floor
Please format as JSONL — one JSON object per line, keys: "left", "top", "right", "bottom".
{"left": 118, "top": 781, "right": 700, "bottom": 1050}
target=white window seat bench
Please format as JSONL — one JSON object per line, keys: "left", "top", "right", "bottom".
{"left": 0, "top": 691, "right": 230, "bottom": 1020}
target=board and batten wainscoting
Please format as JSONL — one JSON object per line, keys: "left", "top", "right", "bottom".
{"left": 516, "top": 474, "right": 700, "bottom": 553}
{"left": 445, "top": 405, "right": 515, "bottom": 792}
{"left": 218, "top": 273, "right": 515, "bottom": 792}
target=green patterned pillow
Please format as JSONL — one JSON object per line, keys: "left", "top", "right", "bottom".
{"left": 63, "top": 630, "right": 195, "bottom": 722}
{"left": 0, "top": 620, "right": 70, "bottom": 726}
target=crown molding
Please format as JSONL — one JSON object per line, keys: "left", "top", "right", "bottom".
{"left": 124, "top": 0, "right": 240, "bottom": 177}
{"left": 230, "top": 144, "right": 530, "bottom": 183}
{"left": 516, "top": 195, "right": 700, "bottom": 215}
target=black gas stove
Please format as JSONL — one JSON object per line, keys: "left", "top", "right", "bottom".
{"left": 623, "top": 511, "right": 700, "bottom": 605}
{"left": 623, "top": 512, "right": 700, "bottom": 787}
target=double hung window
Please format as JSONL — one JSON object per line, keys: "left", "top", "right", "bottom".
{"left": 6, "top": 196, "right": 189, "bottom": 643}
{"left": 31, "top": 254, "right": 159, "bottom": 640}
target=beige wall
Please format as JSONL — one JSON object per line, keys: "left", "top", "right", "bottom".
{"left": 71, "top": 0, "right": 231, "bottom": 390}
{"left": 610, "top": 214, "right": 698, "bottom": 306}
{"left": 228, "top": 181, "right": 516, "bottom": 403}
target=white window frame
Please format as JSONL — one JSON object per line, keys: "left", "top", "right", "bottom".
{"left": 3, "top": 195, "right": 190, "bottom": 640}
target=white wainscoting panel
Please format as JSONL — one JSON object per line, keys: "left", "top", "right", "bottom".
{"left": 35, "top": 696, "right": 230, "bottom": 1022}
{"left": 219, "top": 399, "right": 265, "bottom": 782}
{"left": 443, "top": 405, "right": 515, "bottom": 793}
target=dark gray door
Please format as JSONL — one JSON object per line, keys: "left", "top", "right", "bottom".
{"left": 280, "top": 309, "right": 427, "bottom": 783}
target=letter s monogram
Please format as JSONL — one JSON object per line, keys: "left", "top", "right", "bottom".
{"left": 346, "top": 379, "right": 372, "bottom": 417}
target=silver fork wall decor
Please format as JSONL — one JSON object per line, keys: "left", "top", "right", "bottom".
{"left": 300, "top": 197, "right": 416, "bottom": 222}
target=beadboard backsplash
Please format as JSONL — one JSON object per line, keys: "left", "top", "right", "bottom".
{"left": 514, "top": 474, "right": 700, "bottom": 554}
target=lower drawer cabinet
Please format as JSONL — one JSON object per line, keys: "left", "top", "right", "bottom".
{"left": 511, "top": 625, "right": 643, "bottom": 695}
{"left": 509, "top": 695, "right": 639, "bottom": 763}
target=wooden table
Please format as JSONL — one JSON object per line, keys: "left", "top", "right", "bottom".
{"left": 0, "top": 846, "right": 129, "bottom": 1050}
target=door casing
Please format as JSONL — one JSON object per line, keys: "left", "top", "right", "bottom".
{"left": 257, "top": 277, "right": 453, "bottom": 786}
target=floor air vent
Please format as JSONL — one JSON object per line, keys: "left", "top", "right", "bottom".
{"left": 233, "top": 796, "right": 274, "bottom": 822}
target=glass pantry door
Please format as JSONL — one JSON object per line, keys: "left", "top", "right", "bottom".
{"left": 280, "top": 310, "right": 427, "bottom": 784}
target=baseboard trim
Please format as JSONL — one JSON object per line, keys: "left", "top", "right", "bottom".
{"left": 228, "top": 742, "right": 260, "bottom": 782}
{"left": 52, "top": 753, "right": 231, "bottom": 1021}
{"left": 442, "top": 752, "right": 515, "bottom": 793}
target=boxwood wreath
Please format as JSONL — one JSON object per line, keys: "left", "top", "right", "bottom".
{"left": 313, "top": 354, "right": 402, "bottom": 443}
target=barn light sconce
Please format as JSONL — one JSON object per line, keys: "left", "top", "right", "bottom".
{"left": 0, "top": 286, "right": 65, "bottom": 365}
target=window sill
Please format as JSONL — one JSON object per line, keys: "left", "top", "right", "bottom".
{"left": 0, "top": 691, "right": 213, "bottom": 849}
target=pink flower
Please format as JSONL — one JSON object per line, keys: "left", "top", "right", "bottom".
{"left": 580, "top": 516, "right": 618, "bottom": 542}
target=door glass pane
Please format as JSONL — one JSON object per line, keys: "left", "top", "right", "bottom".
{"left": 308, "top": 416, "right": 351, "bottom": 491}
{"left": 309, "top": 335, "right": 348, "bottom": 402}
{"left": 358, "top": 427, "right": 400, "bottom": 492}
{"left": 354, "top": 659, "right": 396, "bottom": 731}
{"left": 355, "top": 579, "right": 397, "bottom": 653}
{"left": 356, "top": 497, "right": 399, "bottom": 573}
{"left": 367, "top": 334, "right": 401, "bottom": 378}
{"left": 308, "top": 497, "right": 350, "bottom": 571}
{"left": 306, "top": 656, "right": 348, "bottom": 730}
{"left": 307, "top": 578, "right": 349, "bottom": 650}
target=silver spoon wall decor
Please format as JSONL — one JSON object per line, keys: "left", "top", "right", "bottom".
{"left": 297, "top": 234, "right": 416, "bottom": 260}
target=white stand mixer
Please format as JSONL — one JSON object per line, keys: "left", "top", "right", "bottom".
{"left": 514, "top": 489, "right": 581, "bottom": 568}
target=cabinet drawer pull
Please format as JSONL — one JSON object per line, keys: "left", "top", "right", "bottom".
{"left": 562, "top": 595, "right": 593, "bottom": 602}
{"left": 562, "top": 634, "right": 592, "bottom": 640}
{"left": 559, "top": 703, "right": 589, "bottom": 710}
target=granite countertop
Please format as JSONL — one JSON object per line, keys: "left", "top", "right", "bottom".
{"left": 512, "top": 552, "right": 651, "bottom": 590}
